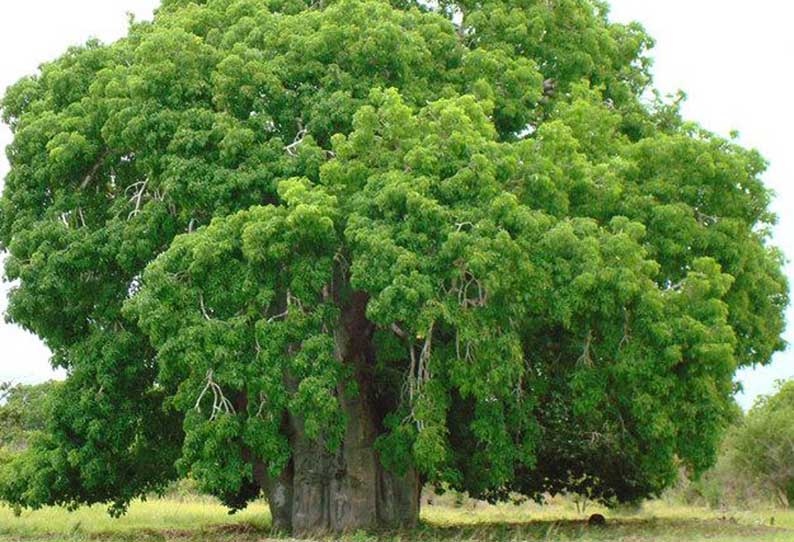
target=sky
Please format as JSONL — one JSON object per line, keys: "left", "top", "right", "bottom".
{"left": 0, "top": 1, "right": 791, "bottom": 409}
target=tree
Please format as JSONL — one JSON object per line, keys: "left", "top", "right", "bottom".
{"left": 0, "top": 381, "right": 60, "bottom": 452}
{"left": 0, "top": 0, "right": 787, "bottom": 533}
{"left": 725, "top": 381, "right": 794, "bottom": 508}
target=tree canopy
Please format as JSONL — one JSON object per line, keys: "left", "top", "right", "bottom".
{"left": 0, "top": 0, "right": 788, "bottom": 532}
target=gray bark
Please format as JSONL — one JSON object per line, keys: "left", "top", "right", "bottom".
{"left": 256, "top": 291, "right": 421, "bottom": 534}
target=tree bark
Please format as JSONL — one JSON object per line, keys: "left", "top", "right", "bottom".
{"left": 256, "top": 291, "right": 421, "bottom": 534}
{"left": 288, "top": 420, "right": 420, "bottom": 534}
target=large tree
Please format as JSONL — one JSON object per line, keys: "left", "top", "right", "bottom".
{"left": 0, "top": 0, "right": 787, "bottom": 533}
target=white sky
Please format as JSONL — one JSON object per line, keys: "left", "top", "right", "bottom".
{"left": 0, "top": 1, "right": 791, "bottom": 409}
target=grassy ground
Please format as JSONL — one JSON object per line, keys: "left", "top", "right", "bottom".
{"left": 1, "top": 496, "right": 793, "bottom": 542}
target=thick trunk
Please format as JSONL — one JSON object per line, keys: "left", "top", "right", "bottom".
{"left": 256, "top": 291, "right": 421, "bottom": 534}
{"left": 289, "top": 421, "right": 420, "bottom": 534}
{"left": 254, "top": 460, "right": 294, "bottom": 532}
{"left": 258, "top": 381, "right": 421, "bottom": 535}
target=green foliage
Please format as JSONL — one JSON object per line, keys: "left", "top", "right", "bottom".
{"left": 696, "top": 381, "right": 794, "bottom": 507}
{"left": 0, "top": 0, "right": 787, "bottom": 515}
{"left": 0, "top": 381, "right": 60, "bottom": 452}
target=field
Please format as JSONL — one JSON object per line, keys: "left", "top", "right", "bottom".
{"left": 1, "top": 496, "right": 793, "bottom": 542}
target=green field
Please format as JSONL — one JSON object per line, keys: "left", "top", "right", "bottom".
{"left": 1, "top": 497, "right": 793, "bottom": 542}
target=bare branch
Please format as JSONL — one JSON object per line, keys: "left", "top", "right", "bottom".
{"left": 199, "top": 292, "right": 212, "bottom": 320}
{"left": 577, "top": 329, "right": 593, "bottom": 367}
{"left": 256, "top": 392, "right": 268, "bottom": 417}
{"left": 619, "top": 308, "right": 631, "bottom": 350}
{"left": 127, "top": 179, "right": 148, "bottom": 220}
{"left": 404, "top": 323, "right": 435, "bottom": 430}
{"left": 266, "top": 290, "right": 305, "bottom": 323}
{"left": 267, "top": 309, "right": 289, "bottom": 323}
{"left": 194, "top": 369, "right": 236, "bottom": 420}
{"left": 284, "top": 122, "right": 307, "bottom": 156}
{"left": 391, "top": 323, "right": 408, "bottom": 339}
{"left": 455, "top": 221, "right": 474, "bottom": 232}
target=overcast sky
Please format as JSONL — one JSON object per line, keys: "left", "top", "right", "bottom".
{"left": 0, "top": 1, "right": 791, "bottom": 409}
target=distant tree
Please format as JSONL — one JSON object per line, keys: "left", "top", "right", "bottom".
{"left": 728, "top": 381, "right": 794, "bottom": 508}
{"left": 0, "top": 381, "right": 60, "bottom": 452}
{"left": 0, "top": 0, "right": 787, "bottom": 533}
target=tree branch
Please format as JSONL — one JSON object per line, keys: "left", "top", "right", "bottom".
{"left": 79, "top": 150, "right": 110, "bottom": 190}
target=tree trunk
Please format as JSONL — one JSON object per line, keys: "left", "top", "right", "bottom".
{"left": 256, "top": 427, "right": 420, "bottom": 535}
{"left": 288, "top": 421, "right": 421, "bottom": 534}
{"left": 256, "top": 291, "right": 421, "bottom": 534}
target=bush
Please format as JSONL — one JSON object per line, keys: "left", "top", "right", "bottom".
{"left": 679, "top": 380, "right": 794, "bottom": 509}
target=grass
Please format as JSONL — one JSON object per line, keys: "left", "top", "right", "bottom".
{"left": 0, "top": 496, "right": 793, "bottom": 542}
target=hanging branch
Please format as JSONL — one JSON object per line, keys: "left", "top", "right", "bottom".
{"left": 445, "top": 263, "right": 488, "bottom": 309}
{"left": 459, "top": 273, "right": 487, "bottom": 308}
{"left": 577, "top": 328, "right": 593, "bottom": 367}
{"left": 256, "top": 391, "right": 268, "bottom": 418}
{"left": 403, "top": 322, "right": 435, "bottom": 431}
{"left": 284, "top": 121, "right": 307, "bottom": 156}
{"left": 619, "top": 308, "right": 631, "bottom": 350}
{"left": 194, "top": 369, "right": 236, "bottom": 420}
{"left": 416, "top": 325, "right": 433, "bottom": 391}
{"left": 199, "top": 292, "right": 213, "bottom": 320}
{"left": 455, "top": 331, "right": 475, "bottom": 364}
{"left": 126, "top": 179, "right": 148, "bottom": 220}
